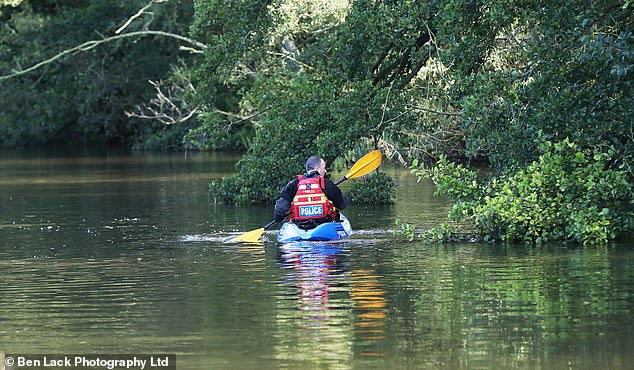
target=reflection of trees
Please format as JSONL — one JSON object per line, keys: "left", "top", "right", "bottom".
{"left": 382, "top": 244, "right": 627, "bottom": 368}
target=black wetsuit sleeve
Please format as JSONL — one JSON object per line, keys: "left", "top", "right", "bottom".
{"left": 323, "top": 180, "right": 349, "bottom": 210}
{"left": 274, "top": 179, "right": 298, "bottom": 221}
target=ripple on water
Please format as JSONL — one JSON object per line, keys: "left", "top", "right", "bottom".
{"left": 0, "top": 257, "right": 205, "bottom": 351}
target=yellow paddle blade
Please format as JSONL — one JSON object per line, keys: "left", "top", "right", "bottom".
{"left": 345, "top": 150, "right": 383, "bottom": 179}
{"left": 227, "top": 227, "right": 265, "bottom": 243}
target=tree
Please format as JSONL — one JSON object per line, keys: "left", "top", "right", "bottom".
{"left": 0, "top": 0, "right": 197, "bottom": 149}
{"left": 198, "top": 0, "right": 458, "bottom": 203}
{"left": 436, "top": 0, "right": 633, "bottom": 171}
{"left": 405, "top": 0, "right": 634, "bottom": 244}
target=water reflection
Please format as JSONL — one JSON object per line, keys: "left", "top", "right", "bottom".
{"left": 273, "top": 242, "right": 353, "bottom": 367}
{"left": 351, "top": 269, "right": 387, "bottom": 357}
{"left": 1, "top": 150, "right": 634, "bottom": 369}
{"left": 371, "top": 243, "right": 634, "bottom": 369}
{"left": 271, "top": 242, "right": 392, "bottom": 366}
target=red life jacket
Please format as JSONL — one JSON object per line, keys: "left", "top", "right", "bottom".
{"left": 291, "top": 175, "right": 337, "bottom": 221}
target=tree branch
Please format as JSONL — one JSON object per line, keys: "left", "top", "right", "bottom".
{"left": 125, "top": 74, "right": 198, "bottom": 125}
{"left": 0, "top": 30, "right": 206, "bottom": 81}
{"left": 223, "top": 108, "right": 271, "bottom": 129}
{"left": 406, "top": 105, "right": 463, "bottom": 116}
{"left": 372, "top": 43, "right": 394, "bottom": 75}
{"left": 115, "top": 0, "right": 167, "bottom": 34}
{"left": 373, "top": 53, "right": 402, "bottom": 86}
{"left": 266, "top": 51, "right": 313, "bottom": 70}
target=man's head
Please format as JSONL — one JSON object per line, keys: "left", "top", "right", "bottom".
{"left": 306, "top": 155, "right": 326, "bottom": 176}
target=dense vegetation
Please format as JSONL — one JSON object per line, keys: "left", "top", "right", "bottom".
{"left": 411, "top": 139, "right": 632, "bottom": 245}
{"left": 1, "top": 0, "right": 632, "bottom": 243}
{"left": 0, "top": 0, "right": 196, "bottom": 149}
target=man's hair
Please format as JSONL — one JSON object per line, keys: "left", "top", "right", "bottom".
{"left": 305, "top": 155, "right": 323, "bottom": 172}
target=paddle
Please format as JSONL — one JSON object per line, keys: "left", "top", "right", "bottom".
{"left": 228, "top": 150, "right": 383, "bottom": 243}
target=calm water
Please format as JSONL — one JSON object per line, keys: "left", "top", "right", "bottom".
{"left": 1, "top": 149, "right": 633, "bottom": 369}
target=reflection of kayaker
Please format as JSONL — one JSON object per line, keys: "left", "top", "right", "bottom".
{"left": 272, "top": 242, "right": 351, "bottom": 362}
{"left": 274, "top": 155, "right": 349, "bottom": 229}
{"left": 276, "top": 242, "right": 345, "bottom": 311}
{"left": 228, "top": 151, "right": 382, "bottom": 243}
{"left": 277, "top": 242, "right": 344, "bottom": 269}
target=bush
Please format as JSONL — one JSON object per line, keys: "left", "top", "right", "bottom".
{"left": 348, "top": 172, "right": 395, "bottom": 205}
{"left": 413, "top": 139, "right": 633, "bottom": 245}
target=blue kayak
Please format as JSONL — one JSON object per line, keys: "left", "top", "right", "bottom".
{"left": 277, "top": 214, "right": 352, "bottom": 243}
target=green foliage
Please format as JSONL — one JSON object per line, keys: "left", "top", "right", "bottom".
{"left": 393, "top": 218, "right": 473, "bottom": 243}
{"left": 186, "top": 0, "right": 273, "bottom": 150}
{"left": 326, "top": 0, "right": 436, "bottom": 85}
{"left": 191, "top": 0, "right": 632, "bottom": 176}
{"left": 348, "top": 172, "right": 396, "bottom": 205}
{"left": 418, "top": 223, "right": 462, "bottom": 243}
{"left": 132, "top": 120, "right": 196, "bottom": 152}
{"left": 2, "top": 0, "right": 632, "bottom": 254}
{"left": 330, "top": 146, "right": 373, "bottom": 173}
{"left": 393, "top": 220, "right": 463, "bottom": 243}
{"left": 414, "top": 139, "right": 634, "bottom": 245}
{"left": 0, "top": 0, "right": 20, "bottom": 16}
{"left": 209, "top": 73, "right": 397, "bottom": 203}
{"left": 444, "top": 0, "right": 634, "bottom": 171}
{"left": 188, "top": 0, "right": 345, "bottom": 151}
{"left": 196, "top": 0, "right": 444, "bottom": 202}
{"left": 394, "top": 0, "right": 634, "bottom": 244}
{"left": 392, "top": 219, "right": 417, "bottom": 241}
{"left": 0, "top": 0, "right": 195, "bottom": 148}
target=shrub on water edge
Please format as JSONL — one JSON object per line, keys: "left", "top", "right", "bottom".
{"left": 410, "top": 139, "right": 633, "bottom": 245}
{"left": 348, "top": 172, "right": 396, "bottom": 205}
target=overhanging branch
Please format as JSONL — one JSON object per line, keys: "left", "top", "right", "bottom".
{"left": 0, "top": 30, "right": 206, "bottom": 81}
{"left": 115, "top": 0, "right": 167, "bottom": 34}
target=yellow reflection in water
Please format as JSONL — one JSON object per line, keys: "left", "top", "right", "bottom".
{"left": 351, "top": 269, "right": 387, "bottom": 356}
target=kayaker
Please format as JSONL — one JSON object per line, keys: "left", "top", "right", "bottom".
{"left": 274, "top": 155, "right": 349, "bottom": 230}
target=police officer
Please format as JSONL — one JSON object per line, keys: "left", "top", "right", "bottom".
{"left": 274, "top": 155, "right": 349, "bottom": 229}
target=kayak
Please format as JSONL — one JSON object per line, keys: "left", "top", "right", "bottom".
{"left": 277, "top": 214, "right": 352, "bottom": 243}
{"left": 277, "top": 215, "right": 352, "bottom": 242}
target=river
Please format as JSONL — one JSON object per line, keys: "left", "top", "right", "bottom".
{"left": 1, "top": 148, "right": 632, "bottom": 369}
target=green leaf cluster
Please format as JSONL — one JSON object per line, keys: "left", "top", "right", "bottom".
{"left": 447, "top": 0, "right": 634, "bottom": 170}
{"left": 393, "top": 220, "right": 465, "bottom": 243}
{"left": 414, "top": 139, "right": 633, "bottom": 245}
{"left": 348, "top": 172, "right": 395, "bottom": 205}
{"left": 199, "top": 0, "right": 448, "bottom": 202}
{"left": 392, "top": 219, "right": 417, "bottom": 241}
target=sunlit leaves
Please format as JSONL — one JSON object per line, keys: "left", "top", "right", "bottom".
{"left": 414, "top": 138, "right": 633, "bottom": 245}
